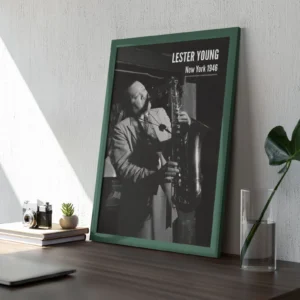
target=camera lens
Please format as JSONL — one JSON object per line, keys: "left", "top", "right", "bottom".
{"left": 23, "top": 210, "right": 37, "bottom": 228}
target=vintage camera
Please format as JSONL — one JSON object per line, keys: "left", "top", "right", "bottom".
{"left": 22, "top": 200, "right": 52, "bottom": 229}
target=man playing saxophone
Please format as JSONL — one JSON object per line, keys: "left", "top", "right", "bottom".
{"left": 109, "top": 80, "right": 192, "bottom": 241}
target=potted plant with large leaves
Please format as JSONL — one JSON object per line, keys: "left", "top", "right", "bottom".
{"left": 240, "top": 120, "right": 300, "bottom": 271}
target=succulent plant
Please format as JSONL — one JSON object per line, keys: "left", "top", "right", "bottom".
{"left": 61, "top": 203, "right": 75, "bottom": 217}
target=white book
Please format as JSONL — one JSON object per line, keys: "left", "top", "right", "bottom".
{"left": 0, "top": 233, "right": 86, "bottom": 246}
{"left": 0, "top": 222, "right": 89, "bottom": 240}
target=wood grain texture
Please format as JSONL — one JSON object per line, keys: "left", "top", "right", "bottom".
{"left": 0, "top": 240, "right": 37, "bottom": 254}
{"left": 1, "top": 241, "right": 300, "bottom": 300}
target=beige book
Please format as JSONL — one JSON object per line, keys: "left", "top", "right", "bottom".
{"left": 0, "top": 233, "right": 86, "bottom": 246}
{"left": 0, "top": 222, "right": 89, "bottom": 240}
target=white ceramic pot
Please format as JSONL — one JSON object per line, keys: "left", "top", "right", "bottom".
{"left": 59, "top": 215, "right": 79, "bottom": 229}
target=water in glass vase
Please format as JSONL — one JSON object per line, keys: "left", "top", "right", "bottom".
{"left": 240, "top": 220, "right": 276, "bottom": 272}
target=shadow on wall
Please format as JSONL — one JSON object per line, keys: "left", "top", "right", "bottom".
{"left": 221, "top": 28, "right": 257, "bottom": 255}
{"left": 0, "top": 164, "right": 21, "bottom": 223}
{"left": 0, "top": 1, "right": 107, "bottom": 203}
{"left": 0, "top": 35, "right": 92, "bottom": 226}
{"left": 0, "top": 46, "right": 93, "bottom": 228}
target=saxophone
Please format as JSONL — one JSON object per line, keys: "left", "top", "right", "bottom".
{"left": 168, "top": 77, "right": 203, "bottom": 244}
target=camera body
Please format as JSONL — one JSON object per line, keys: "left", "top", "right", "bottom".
{"left": 22, "top": 200, "right": 52, "bottom": 229}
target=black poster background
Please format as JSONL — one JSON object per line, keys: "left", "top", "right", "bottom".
{"left": 98, "top": 37, "right": 230, "bottom": 247}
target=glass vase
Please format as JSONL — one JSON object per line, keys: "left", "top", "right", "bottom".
{"left": 240, "top": 189, "right": 277, "bottom": 272}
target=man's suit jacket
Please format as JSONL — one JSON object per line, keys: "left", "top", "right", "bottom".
{"left": 110, "top": 107, "right": 171, "bottom": 184}
{"left": 109, "top": 107, "right": 172, "bottom": 237}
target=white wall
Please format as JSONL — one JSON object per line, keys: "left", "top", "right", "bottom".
{"left": 1, "top": 0, "right": 300, "bottom": 262}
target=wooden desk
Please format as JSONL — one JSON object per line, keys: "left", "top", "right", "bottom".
{"left": 1, "top": 240, "right": 300, "bottom": 300}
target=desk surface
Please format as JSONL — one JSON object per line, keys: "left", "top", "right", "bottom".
{"left": 1, "top": 240, "right": 300, "bottom": 300}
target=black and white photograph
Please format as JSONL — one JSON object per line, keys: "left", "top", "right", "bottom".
{"left": 96, "top": 36, "right": 231, "bottom": 248}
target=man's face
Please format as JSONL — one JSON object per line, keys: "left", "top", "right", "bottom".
{"left": 127, "top": 81, "right": 148, "bottom": 115}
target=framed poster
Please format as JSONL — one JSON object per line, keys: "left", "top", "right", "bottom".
{"left": 90, "top": 27, "right": 240, "bottom": 258}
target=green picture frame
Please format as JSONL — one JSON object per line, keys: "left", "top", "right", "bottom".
{"left": 90, "top": 27, "right": 240, "bottom": 258}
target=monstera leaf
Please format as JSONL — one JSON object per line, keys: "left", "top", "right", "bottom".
{"left": 241, "top": 120, "right": 300, "bottom": 263}
{"left": 265, "top": 120, "right": 300, "bottom": 173}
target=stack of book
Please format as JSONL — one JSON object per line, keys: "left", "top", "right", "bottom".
{"left": 0, "top": 222, "right": 89, "bottom": 246}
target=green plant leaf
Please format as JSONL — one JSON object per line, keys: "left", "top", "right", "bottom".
{"left": 278, "top": 163, "right": 288, "bottom": 174}
{"left": 291, "top": 120, "right": 300, "bottom": 161}
{"left": 61, "top": 202, "right": 74, "bottom": 217}
{"left": 265, "top": 126, "right": 292, "bottom": 165}
{"left": 242, "top": 120, "right": 300, "bottom": 263}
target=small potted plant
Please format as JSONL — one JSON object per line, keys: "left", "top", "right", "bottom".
{"left": 59, "top": 203, "right": 78, "bottom": 229}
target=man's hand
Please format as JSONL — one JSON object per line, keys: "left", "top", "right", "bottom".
{"left": 159, "top": 161, "right": 179, "bottom": 183}
{"left": 175, "top": 108, "right": 191, "bottom": 126}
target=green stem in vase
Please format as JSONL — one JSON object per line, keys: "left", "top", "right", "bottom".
{"left": 240, "top": 119, "right": 300, "bottom": 266}
{"left": 240, "top": 160, "right": 291, "bottom": 263}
